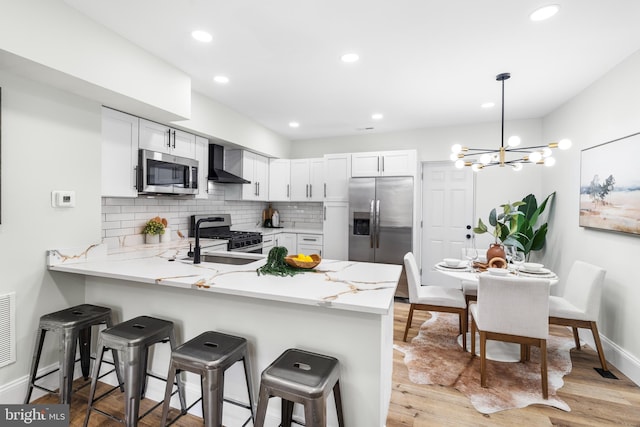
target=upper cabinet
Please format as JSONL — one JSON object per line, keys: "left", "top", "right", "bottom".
{"left": 139, "top": 118, "right": 196, "bottom": 159}
{"left": 351, "top": 150, "right": 416, "bottom": 177}
{"left": 323, "top": 153, "right": 351, "bottom": 202}
{"left": 269, "top": 158, "right": 291, "bottom": 201}
{"left": 101, "top": 107, "right": 139, "bottom": 198}
{"left": 290, "top": 158, "right": 324, "bottom": 202}
{"left": 225, "top": 150, "right": 269, "bottom": 201}
{"left": 194, "top": 136, "right": 209, "bottom": 199}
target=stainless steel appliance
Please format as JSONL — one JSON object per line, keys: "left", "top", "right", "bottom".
{"left": 189, "top": 214, "right": 263, "bottom": 253}
{"left": 138, "top": 149, "right": 198, "bottom": 195}
{"left": 348, "top": 177, "right": 413, "bottom": 265}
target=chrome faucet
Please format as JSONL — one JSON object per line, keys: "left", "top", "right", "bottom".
{"left": 193, "top": 217, "right": 224, "bottom": 264}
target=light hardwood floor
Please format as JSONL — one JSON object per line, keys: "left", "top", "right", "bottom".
{"left": 34, "top": 301, "right": 640, "bottom": 426}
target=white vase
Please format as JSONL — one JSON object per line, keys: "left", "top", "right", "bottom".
{"left": 145, "top": 234, "right": 160, "bottom": 244}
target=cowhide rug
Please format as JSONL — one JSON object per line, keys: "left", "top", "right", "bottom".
{"left": 394, "top": 312, "right": 574, "bottom": 414}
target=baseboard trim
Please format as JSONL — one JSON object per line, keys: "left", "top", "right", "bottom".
{"left": 579, "top": 329, "right": 640, "bottom": 386}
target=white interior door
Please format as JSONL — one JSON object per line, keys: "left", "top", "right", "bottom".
{"left": 421, "top": 162, "right": 474, "bottom": 287}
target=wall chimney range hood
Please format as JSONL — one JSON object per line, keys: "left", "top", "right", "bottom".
{"left": 207, "top": 144, "right": 250, "bottom": 184}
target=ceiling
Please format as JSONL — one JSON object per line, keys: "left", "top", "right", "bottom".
{"left": 63, "top": 0, "right": 640, "bottom": 141}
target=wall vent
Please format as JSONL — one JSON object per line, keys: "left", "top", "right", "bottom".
{"left": 0, "top": 292, "right": 16, "bottom": 368}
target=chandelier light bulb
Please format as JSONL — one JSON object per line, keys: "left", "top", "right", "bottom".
{"left": 451, "top": 144, "right": 462, "bottom": 154}
{"left": 455, "top": 159, "right": 465, "bottom": 169}
{"left": 449, "top": 153, "right": 459, "bottom": 161}
{"left": 512, "top": 162, "right": 523, "bottom": 172}
{"left": 507, "top": 136, "right": 521, "bottom": 147}
{"left": 558, "top": 139, "right": 572, "bottom": 150}
{"left": 542, "top": 147, "right": 553, "bottom": 157}
{"left": 529, "top": 151, "right": 543, "bottom": 163}
{"left": 471, "top": 163, "right": 482, "bottom": 172}
{"left": 480, "top": 153, "right": 491, "bottom": 165}
{"left": 544, "top": 157, "right": 556, "bottom": 167}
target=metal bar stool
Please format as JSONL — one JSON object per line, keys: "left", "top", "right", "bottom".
{"left": 24, "top": 304, "right": 123, "bottom": 404}
{"left": 254, "top": 348, "right": 345, "bottom": 427}
{"left": 83, "top": 315, "right": 186, "bottom": 427}
{"left": 160, "top": 331, "right": 255, "bottom": 427}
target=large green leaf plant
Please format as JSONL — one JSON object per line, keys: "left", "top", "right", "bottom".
{"left": 513, "top": 192, "right": 555, "bottom": 260}
{"left": 473, "top": 192, "right": 555, "bottom": 260}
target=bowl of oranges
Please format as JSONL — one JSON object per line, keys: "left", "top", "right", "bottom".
{"left": 284, "top": 253, "right": 322, "bottom": 269}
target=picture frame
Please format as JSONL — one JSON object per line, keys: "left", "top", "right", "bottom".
{"left": 579, "top": 132, "right": 640, "bottom": 235}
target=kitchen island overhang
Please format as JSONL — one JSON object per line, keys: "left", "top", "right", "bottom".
{"left": 47, "top": 242, "right": 400, "bottom": 426}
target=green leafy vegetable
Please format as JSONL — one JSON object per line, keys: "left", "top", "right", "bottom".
{"left": 257, "top": 246, "right": 305, "bottom": 277}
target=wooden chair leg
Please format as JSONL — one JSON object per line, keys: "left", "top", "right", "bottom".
{"left": 403, "top": 304, "right": 415, "bottom": 342}
{"left": 589, "top": 321, "right": 609, "bottom": 372}
{"left": 470, "top": 318, "right": 476, "bottom": 357}
{"left": 460, "top": 310, "right": 467, "bottom": 351}
{"left": 479, "top": 331, "right": 487, "bottom": 388}
{"left": 540, "top": 339, "right": 548, "bottom": 399}
{"left": 572, "top": 327, "right": 581, "bottom": 350}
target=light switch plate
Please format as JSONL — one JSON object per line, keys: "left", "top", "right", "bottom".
{"left": 51, "top": 190, "right": 76, "bottom": 208}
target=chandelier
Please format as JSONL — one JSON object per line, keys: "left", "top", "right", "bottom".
{"left": 450, "top": 72, "right": 571, "bottom": 171}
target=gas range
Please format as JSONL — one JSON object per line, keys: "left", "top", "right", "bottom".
{"left": 189, "top": 214, "right": 263, "bottom": 253}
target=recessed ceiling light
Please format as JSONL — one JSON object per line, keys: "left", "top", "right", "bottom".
{"left": 530, "top": 5, "right": 559, "bottom": 21}
{"left": 213, "top": 75, "right": 229, "bottom": 84}
{"left": 289, "top": 122, "right": 300, "bottom": 128}
{"left": 481, "top": 102, "right": 495, "bottom": 109}
{"left": 341, "top": 53, "right": 360, "bottom": 63}
{"left": 371, "top": 113, "right": 384, "bottom": 120}
{"left": 191, "top": 30, "right": 213, "bottom": 42}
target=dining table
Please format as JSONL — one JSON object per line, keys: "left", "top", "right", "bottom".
{"left": 433, "top": 260, "right": 559, "bottom": 362}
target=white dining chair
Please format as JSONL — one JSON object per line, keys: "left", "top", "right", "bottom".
{"left": 470, "top": 274, "right": 550, "bottom": 398}
{"left": 403, "top": 252, "right": 468, "bottom": 349}
{"left": 548, "top": 260, "right": 608, "bottom": 372}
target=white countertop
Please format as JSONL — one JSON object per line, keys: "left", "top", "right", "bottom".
{"left": 47, "top": 240, "right": 399, "bottom": 315}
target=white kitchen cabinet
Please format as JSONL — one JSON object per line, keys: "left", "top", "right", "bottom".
{"left": 139, "top": 118, "right": 196, "bottom": 159}
{"left": 268, "top": 158, "right": 291, "bottom": 201}
{"left": 224, "top": 150, "right": 269, "bottom": 201}
{"left": 323, "top": 202, "right": 348, "bottom": 260}
{"left": 351, "top": 150, "right": 416, "bottom": 177}
{"left": 262, "top": 232, "right": 277, "bottom": 253}
{"left": 297, "top": 233, "right": 323, "bottom": 257}
{"left": 101, "top": 107, "right": 139, "bottom": 198}
{"left": 323, "top": 153, "right": 351, "bottom": 202}
{"left": 276, "top": 233, "right": 297, "bottom": 255}
{"left": 290, "top": 158, "right": 324, "bottom": 201}
{"left": 194, "top": 136, "right": 209, "bottom": 199}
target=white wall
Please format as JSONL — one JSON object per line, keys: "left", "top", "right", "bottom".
{"left": 0, "top": 0, "right": 191, "bottom": 122}
{"left": 541, "top": 49, "right": 640, "bottom": 371}
{"left": 172, "top": 91, "right": 291, "bottom": 159}
{"left": 0, "top": 71, "right": 102, "bottom": 387}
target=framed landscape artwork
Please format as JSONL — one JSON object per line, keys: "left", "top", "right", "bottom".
{"left": 579, "top": 132, "right": 640, "bottom": 235}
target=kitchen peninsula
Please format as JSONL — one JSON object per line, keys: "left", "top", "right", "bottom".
{"left": 47, "top": 241, "right": 400, "bottom": 426}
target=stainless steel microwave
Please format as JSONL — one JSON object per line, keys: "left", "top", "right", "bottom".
{"left": 138, "top": 149, "right": 198, "bottom": 195}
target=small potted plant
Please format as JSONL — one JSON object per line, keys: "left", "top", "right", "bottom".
{"left": 142, "top": 217, "right": 165, "bottom": 244}
{"left": 473, "top": 201, "right": 525, "bottom": 261}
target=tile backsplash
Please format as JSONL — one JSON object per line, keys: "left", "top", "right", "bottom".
{"left": 102, "top": 183, "right": 323, "bottom": 247}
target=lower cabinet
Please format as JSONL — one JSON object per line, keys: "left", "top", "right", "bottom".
{"left": 297, "top": 234, "right": 323, "bottom": 257}
{"left": 323, "top": 202, "right": 348, "bottom": 260}
{"left": 277, "top": 233, "right": 297, "bottom": 255}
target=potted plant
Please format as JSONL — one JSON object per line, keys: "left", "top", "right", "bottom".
{"left": 473, "top": 201, "right": 525, "bottom": 261}
{"left": 142, "top": 217, "right": 165, "bottom": 244}
{"left": 513, "top": 192, "right": 555, "bottom": 261}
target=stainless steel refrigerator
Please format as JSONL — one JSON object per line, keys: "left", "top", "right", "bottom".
{"left": 348, "top": 176, "right": 413, "bottom": 265}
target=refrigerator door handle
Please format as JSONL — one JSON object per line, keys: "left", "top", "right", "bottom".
{"left": 369, "top": 199, "right": 375, "bottom": 249}
{"left": 375, "top": 199, "right": 381, "bottom": 248}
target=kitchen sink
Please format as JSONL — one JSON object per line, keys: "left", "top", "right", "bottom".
{"left": 182, "top": 253, "right": 263, "bottom": 265}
